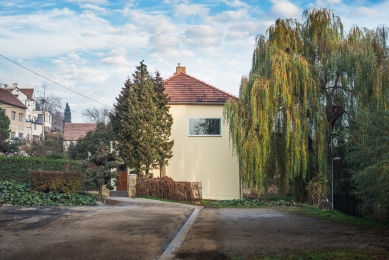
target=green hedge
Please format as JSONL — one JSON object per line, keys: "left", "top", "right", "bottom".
{"left": 31, "top": 171, "right": 82, "bottom": 194}
{"left": 0, "top": 156, "right": 84, "bottom": 183}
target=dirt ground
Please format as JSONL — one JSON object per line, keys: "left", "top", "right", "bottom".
{"left": 175, "top": 208, "right": 389, "bottom": 259}
{"left": 0, "top": 202, "right": 193, "bottom": 260}
{"left": 1, "top": 202, "right": 389, "bottom": 260}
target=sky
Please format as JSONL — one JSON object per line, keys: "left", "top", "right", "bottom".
{"left": 0, "top": 0, "right": 388, "bottom": 122}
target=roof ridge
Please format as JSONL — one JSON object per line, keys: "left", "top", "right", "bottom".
{"left": 165, "top": 73, "right": 237, "bottom": 100}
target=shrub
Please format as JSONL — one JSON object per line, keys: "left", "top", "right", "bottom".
{"left": 306, "top": 175, "right": 328, "bottom": 207}
{"left": 0, "top": 156, "right": 83, "bottom": 183}
{"left": 0, "top": 180, "right": 95, "bottom": 206}
{"left": 31, "top": 171, "right": 82, "bottom": 193}
{"left": 136, "top": 176, "right": 201, "bottom": 202}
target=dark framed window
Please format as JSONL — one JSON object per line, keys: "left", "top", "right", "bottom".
{"left": 189, "top": 118, "right": 221, "bottom": 136}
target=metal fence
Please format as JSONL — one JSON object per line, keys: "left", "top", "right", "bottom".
{"left": 334, "top": 192, "right": 362, "bottom": 217}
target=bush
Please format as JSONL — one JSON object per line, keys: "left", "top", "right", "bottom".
{"left": 136, "top": 176, "right": 201, "bottom": 202}
{"left": 0, "top": 156, "right": 83, "bottom": 183}
{"left": 31, "top": 171, "right": 82, "bottom": 193}
{"left": 306, "top": 175, "right": 328, "bottom": 207}
{"left": 0, "top": 180, "right": 95, "bottom": 206}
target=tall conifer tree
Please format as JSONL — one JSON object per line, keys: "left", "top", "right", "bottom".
{"left": 110, "top": 61, "right": 174, "bottom": 176}
{"left": 64, "top": 103, "right": 72, "bottom": 123}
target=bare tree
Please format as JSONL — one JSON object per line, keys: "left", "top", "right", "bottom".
{"left": 82, "top": 107, "right": 111, "bottom": 124}
{"left": 35, "top": 93, "right": 64, "bottom": 132}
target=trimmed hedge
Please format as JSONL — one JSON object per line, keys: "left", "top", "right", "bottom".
{"left": 0, "top": 156, "right": 83, "bottom": 183}
{"left": 31, "top": 171, "right": 82, "bottom": 194}
{"left": 136, "top": 176, "right": 202, "bottom": 202}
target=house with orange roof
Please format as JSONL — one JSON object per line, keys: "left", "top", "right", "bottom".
{"left": 0, "top": 87, "right": 27, "bottom": 140}
{"left": 162, "top": 66, "right": 240, "bottom": 200}
{"left": 63, "top": 123, "right": 97, "bottom": 150}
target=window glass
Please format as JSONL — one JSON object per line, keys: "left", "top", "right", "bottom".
{"left": 11, "top": 111, "right": 15, "bottom": 120}
{"left": 189, "top": 118, "right": 221, "bottom": 136}
{"left": 19, "top": 113, "right": 23, "bottom": 121}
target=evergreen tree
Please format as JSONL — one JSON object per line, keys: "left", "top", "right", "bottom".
{"left": 83, "top": 142, "right": 120, "bottom": 199}
{"left": 0, "top": 108, "right": 10, "bottom": 151}
{"left": 64, "top": 103, "right": 72, "bottom": 123}
{"left": 347, "top": 110, "right": 389, "bottom": 213}
{"left": 224, "top": 9, "right": 389, "bottom": 199}
{"left": 153, "top": 71, "right": 174, "bottom": 176}
{"left": 110, "top": 61, "right": 174, "bottom": 176}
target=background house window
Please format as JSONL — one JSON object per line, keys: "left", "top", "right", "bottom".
{"left": 19, "top": 133, "right": 23, "bottom": 138}
{"left": 11, "top": 132, "right": 15, "bottom": 139}
{"left": 189, "top": 118, "right": 221, "bottom": 136}
{"left": 34, "top": 123, "right": 37, "bottom": 130}
{"left": 11, "top": 111, "right": 16, "bottom": 120}
{"left": 19, "top": 113, "right": 23, "bottom": 121}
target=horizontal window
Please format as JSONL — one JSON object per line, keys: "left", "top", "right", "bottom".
{"left": 189, "top": 118, "right": 221, "bottom": 136}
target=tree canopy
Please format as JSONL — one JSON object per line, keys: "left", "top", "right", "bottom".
{"left": 0, "top": 108, "right": 10, "bottom": 152}
{"left": 110, "top": 61, "right": 174, "bottom": 176}
{"left": 224, "top": 8, "right": 389, "bottom": 198}
{"left": 67, "top": 122, "right": 115, "bottom": 160}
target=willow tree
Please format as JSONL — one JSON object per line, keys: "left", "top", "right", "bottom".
{"left": 224, "top": 9, "right": 389, "bottom": 198}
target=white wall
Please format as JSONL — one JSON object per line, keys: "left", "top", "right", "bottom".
{"left": 166, "top": 104, "right": 240, "bottom": 200}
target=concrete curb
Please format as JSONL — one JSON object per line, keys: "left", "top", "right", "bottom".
{"left": 159, "top": 207, "right": 202, "bottom": 260}
{"left": 107, "top": 197, "right": 202, "bottom": 209}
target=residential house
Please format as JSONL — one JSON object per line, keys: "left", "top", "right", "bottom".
{"left": 0, "top": 88, "right": 27, "bottom": 139}
{"left": 63, "top": 123, "right": 97, "bottom": 150}
{"left": 8, "top": 83, "right": 51, "bottom": 141}
{"left": 162, "top": 66, "right": 240, "bottom": 200}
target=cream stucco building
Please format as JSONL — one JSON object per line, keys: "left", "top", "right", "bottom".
{"left": 0, "top": 88, "right": 27, "bottom": 140}
{"left": 163, "top": 66, "right": 240, "bottom": 200}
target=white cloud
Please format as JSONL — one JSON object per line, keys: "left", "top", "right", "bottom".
{"left": 212, "top": 9, "right": 248, "bottom": 23}
{"left": 221, "top": 0, "right": 249, "bottom": 8}
{"left": 67, "top": 0, "right": 108, "bottom": 4}
{"left": 52, "top": 59, "right": 105, "bottom": 83}
{"left": 355, "top": 6, "right": 379, "bottom": 16}
{"left": 174, "top": 3, "right": 209, "bottom": 17}
{"left": 183, "top": 25, "right": 223, "bottom": 48}
{"left": 101, "top": 48, "right": 129, "bottom": 67}
{"left": 271, "top": 0, "right": 301, "bottom": 18}
{"left": 80, "top": 4, "right": 109, "bottom": 13}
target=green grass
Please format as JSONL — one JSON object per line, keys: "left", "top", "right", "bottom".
{"left": 233, "top": 249, "right": 387, "bottom": 260}
{"left": 283, "top": 204, "right": 389, "bottom": 231}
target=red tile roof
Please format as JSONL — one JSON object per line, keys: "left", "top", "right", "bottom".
{"left": 63, "top": 123, "right": 97, "bottom": 141}
{"left": 0, "top": 88, "right": 27, "bottom": 109}
{"left": 164, "top": 73, "right": 237, "bottom": 103}
{"left": 19, "top": 88, "right": 34, "bottom": 100}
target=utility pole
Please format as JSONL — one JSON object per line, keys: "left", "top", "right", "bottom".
{"left": 41, "top": 84, "right": 46, "bottom": 145}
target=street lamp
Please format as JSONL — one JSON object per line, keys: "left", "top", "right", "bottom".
{"left": 332, "top": 157, "right": 341, "bottom": 210}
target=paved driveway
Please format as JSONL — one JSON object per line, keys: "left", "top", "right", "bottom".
{"left": 175, "top": 208, "right": 389, "bottom": 259}
{"left": 0, "top": 199, "right": 194, "bottom": 260}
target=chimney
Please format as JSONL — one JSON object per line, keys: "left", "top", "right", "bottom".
{"left": 13, "top": 83, "right": 18, "bottom": 89}
{"left": 174, "top": 64, "right": 186, "bottom": 75}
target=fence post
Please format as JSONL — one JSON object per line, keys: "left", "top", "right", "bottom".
{"left": 128, "top": 174, "right": 137, "bottom": 198}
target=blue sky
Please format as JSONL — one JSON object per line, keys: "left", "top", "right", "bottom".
{"left": 0, "top": 0, "right": 388, "bottom": 122}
